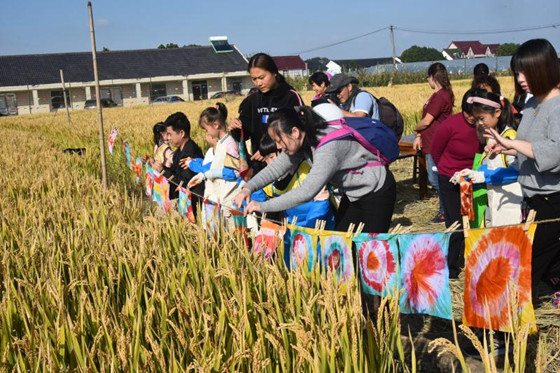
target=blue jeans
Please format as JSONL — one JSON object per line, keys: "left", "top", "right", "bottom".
{"left": 427, "top": 154, "right": 444, "bottom": 215}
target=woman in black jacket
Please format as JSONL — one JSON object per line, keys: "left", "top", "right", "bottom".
{"left": 229, "top": 53, "right": 304, "bottom": 162}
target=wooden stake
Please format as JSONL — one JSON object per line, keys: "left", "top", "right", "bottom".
{"left": 59, "top": 69, "right": 71, "bottom": 125}
{"left": 88, "top": 1, "right": 107, "bottom": 189}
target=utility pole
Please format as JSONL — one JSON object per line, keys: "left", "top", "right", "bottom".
{"left": 88, "top": 1, "right": 108, "bottom": 189}
{"left": 59, "top": 69, "right": 71, "bottom": 125}
{"left": 390, "top": 25, "right": 397, "bottom": 86}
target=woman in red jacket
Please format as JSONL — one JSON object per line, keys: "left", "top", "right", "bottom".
{"left": 431, "top": 89, "right": 482, "bottom": 278}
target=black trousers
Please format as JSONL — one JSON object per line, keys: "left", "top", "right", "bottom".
{"left": 335, "top": 171, "right": 396, "bottom": 233}
{"left": 526, "top": 191, "right": 560, "bottom": 295}
{"left": 438, "top": 174, "right": 464, "bottom": 278}
{"left": 335, "top": 171, "right": 396, "bottom": 318}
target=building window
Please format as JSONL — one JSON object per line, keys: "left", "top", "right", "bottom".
{"left": 51, "top": 90, "right": 70, "bottom": 109}
{"left": 150, "top": 83, "right": 166, "bottom": 100}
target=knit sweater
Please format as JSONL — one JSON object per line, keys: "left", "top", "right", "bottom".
{"left": 244, "top": 126, "right": 387, "bottom": 213}
{"left": 430, "top": 113, "right": 482, "bottom": 177}
{"left": 516, "top": 94, "right": 560, "bottom": 198}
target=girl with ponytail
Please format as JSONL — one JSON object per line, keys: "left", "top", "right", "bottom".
{"left": 182, "top": 102, "right": 241, "bottom": 214}
{"left": 450, "top": 89, "right": 523, "bottom": 227}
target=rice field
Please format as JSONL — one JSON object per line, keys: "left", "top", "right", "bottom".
{"left": 1, "top": 77, "right": 558, "bottom": 372}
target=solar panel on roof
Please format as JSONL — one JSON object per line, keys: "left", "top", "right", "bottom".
{"left": 210, "top": 38, "right": 233, "bottom": 53}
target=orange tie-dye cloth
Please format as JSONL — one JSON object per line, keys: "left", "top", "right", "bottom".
{"left": 463, "top": 224, "right": 537, "bottom": 333}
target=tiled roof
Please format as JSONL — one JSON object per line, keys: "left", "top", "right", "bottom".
{"left": 0, "top": 46, "right": 248, "bottom": 87}
{"left": 272, "top": 56, "right": 306, "bottom": 71}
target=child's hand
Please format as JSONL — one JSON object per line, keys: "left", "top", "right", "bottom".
{"left": 152, "top": 160, "right": 163, "bottom": 172}
{"left": 180, "top": 157, "right": 193, "bottom": 169}
{"left": 187, "top": 174, "right": 203, "bottom": 189}
{"left": 229, "top": 118, "right": 243, "bottom": 131}
{"left": 250, "top": 150, "right": 264, "bottom": 162}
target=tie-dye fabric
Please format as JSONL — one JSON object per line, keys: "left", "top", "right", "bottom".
{"left": 238, "top": 128, "right": 253, "bottom": 182}
{"left": 107, "top": 127, "right": 118, "bottom": 155}
{"left": 319, "top": 234, "right": 354, "bottom": 281}
{"left": 253, "top": 220, "right": 285, "bottom": 260}
{"left": 463, "top": 224, "right": 536, "bottom": 332}
{"left": 178, "top": 187, "right": 195, "bottom": 223}
{"left": 144, "top": 164, "right": 154, "bottom": 199}
{"left": 152, "top": 171, "right": 171, "bottom": 212}
{"left": 123, "top": 140, "right": 132, "bottom": 169}
{"left": 290, "top": 227, "right": 318, "bottom": 273}
{"left": 203, "top": 199, "right": 220, "bottom": 235}
{"left": 460, "top": 175, "right": 474, "bottom": 221}
{"left": 354, "top": 233, "right": 398, "bottom": 297}
{"left": 398, "top": 233, "right": 452, "bottom": 319}
{"left": 132, "top": 157, "right": 143, "bottom": 184}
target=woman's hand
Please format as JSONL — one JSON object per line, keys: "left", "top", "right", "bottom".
{"left": 232, "top": 188, "right": 252, "bottom": 209}
{"left": 152, "top": 160, "right": 163, "bottom": 172}
{"left": 484, "top": 127, "right": 514, "bottom": 155}
{"left": 180, "top": 157, "right": 193, "bottom": 169}
{"left": 187, "top": 174, "right": 203, "bottom": 189}
{"left": 229, "top": 118, "right": 243, "bottom": 131}
{"left": 250, "top": 150, "right": 264, "bottom": 162}
{"left": 413, "top": 135, "right": 422, "bottom": 151}
{"left": 246, "top": 201, "right": 261, "bottom": 214}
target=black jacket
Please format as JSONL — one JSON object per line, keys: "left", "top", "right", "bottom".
{"left": 163, "top": 139, "right": 204, "bottom": 200}
{"left": 231, "top": 81, "right": 304, "bottom": 156}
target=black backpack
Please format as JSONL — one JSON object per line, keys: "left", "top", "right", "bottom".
{"left": 352, "top": 90, "right": 404, "bottom": 140}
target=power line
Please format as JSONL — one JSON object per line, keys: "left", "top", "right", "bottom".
{"left": 293, "top": 26, "right": 388, "bottom": 55}
{"left": 291, "top": 23, "right": 558, "bottom": 56}
{"left": 395, "top": 23, "right": 560, "bottom": 36}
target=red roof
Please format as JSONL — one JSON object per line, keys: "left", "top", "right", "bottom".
{"left": 450, "top": 41, "right": 500, "bottom": 56}
{"left": 272, "top": 56, "right": 306, "bottom": 71}
{"left": 451, "top": 41, "right": 485, "bottom": 54}
{"left": 486, "top": 44, "right": 500, "bottom": 53}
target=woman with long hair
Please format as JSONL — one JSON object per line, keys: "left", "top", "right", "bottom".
{"left": 413, "top": 62, "right": 455, "bottom": 223}
{"left": 485, "top": 38, "right": 560, "bottom": 299}
{"left": 229, "top": 53, "right": 303, "bottom": 163}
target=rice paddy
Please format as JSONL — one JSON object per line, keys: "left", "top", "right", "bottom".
{"left": 1, "top": 77, "right": 558, "bottom": 372}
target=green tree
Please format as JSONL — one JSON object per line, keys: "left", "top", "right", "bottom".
{"left": 158, "top": 43, "right": 179, "bottom": 49}
{"left": 102, "top": 46, "right": 110, "bottom": 52}
{"left": 496, "top": 43, "right": 520, "bottom": 56}
{"left": 400, "top": 45, "right": 443, "bottom": 62}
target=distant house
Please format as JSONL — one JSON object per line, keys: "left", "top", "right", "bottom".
{"left": 444, "top": 41, "right": 500, "bottom": 60}
{"left": 326, "top": 61, "right": 342, "bottom": 75}
{"left": 0, "top": 38, "right": 251, "bottom": 115}
{"left": 272, "top": 56, "right": 307, "bottom": 78}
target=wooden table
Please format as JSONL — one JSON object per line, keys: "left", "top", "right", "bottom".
{"left": 397, "top": 134, "right": 428, "bottom": 199}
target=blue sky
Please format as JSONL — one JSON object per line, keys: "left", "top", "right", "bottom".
{"left": 1, "top": 0, "right": 559, "bottom": 59}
